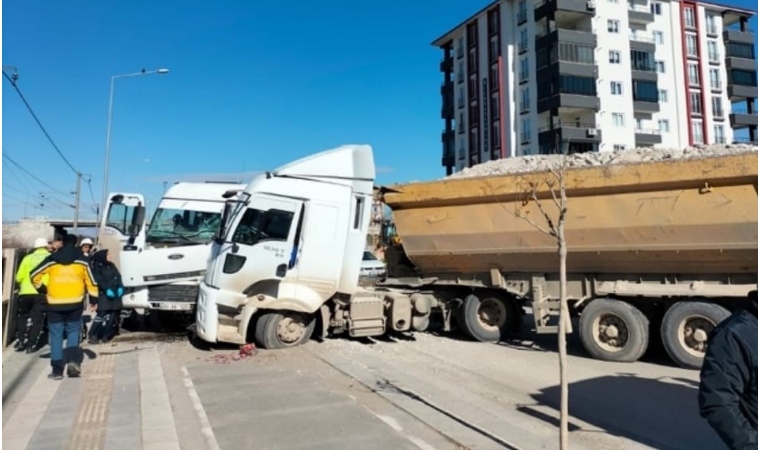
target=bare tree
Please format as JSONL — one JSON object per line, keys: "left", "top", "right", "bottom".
{"left": 513, "top": 148, "right": 571, "bottom": 450}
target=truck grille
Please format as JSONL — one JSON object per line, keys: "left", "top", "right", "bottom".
{"left": 147, "top": 284, "right": 199, "bottom": 303}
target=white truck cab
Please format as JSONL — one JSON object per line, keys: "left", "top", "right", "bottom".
{"left": 98, "top": 182, "right": 245, "bottom": 314}
{"left": 195, "top": 145, "right": 375, "bottom": 348}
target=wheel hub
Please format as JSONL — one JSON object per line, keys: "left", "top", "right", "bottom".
{"left": 678, "top": 315, "right": 715, "bottom": 358}
{"left": 593, "top": 313, "right": 629, "bottom": 353}
{"left": 277, "top": 315, "right": 306, "bottom": 344}
{"left": 477, "top": 299, "right": 507, "bottom": 331}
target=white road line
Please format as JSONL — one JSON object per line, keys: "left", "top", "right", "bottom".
{"left": 139, "top": 347, "right": 181, "bottom": 450}
{"left": 406, "top": 436, "right": 440, "bottom": 450}
{"left": 376, "top": 414, "right": 404, "bottom": 432}
{"left": 181, "top": 366, "right": 222, "bottom": 450}
{"left": 2, "top": 366, "right": 62, "bottom": 449}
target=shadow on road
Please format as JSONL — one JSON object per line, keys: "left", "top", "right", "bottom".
{"left": 526, "top": 373, "right": 721, "bottom": 450}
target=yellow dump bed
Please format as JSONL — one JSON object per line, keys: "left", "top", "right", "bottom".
{"left": 383, "top": 153, "right": 758, "bottom": 276}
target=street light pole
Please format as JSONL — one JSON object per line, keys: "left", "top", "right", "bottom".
{"left": 100, "top": 68, "right": 170, "bottom": 220}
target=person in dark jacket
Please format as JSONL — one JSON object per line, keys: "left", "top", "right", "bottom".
{"left": 87, "top": 249, "right": 124, "bottom": 344}
{"left": 698, "top": 290, "right": 758, "bottom": 450}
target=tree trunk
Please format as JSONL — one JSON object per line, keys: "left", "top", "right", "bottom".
{"left": 558, "top": 221, "right": 569, "bottom": 450}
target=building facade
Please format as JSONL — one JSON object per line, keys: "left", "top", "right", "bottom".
{"left": 434, "top": 0, "right": 757, "bottom": 174}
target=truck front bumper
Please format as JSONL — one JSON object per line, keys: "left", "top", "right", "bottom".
{"left": 195, "top": 282, "right": 220, "bottom": 343}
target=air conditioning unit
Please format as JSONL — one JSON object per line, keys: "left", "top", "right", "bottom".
{"left": 586, "top": 128, "right": 598, "bottom": 136}
{"left": 586, "top": 0, "right": 596, "bottom": 9}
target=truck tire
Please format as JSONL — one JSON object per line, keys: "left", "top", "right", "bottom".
{"left": 660, "top": 301, "right": 730, "bottom": 370}
{"left": 579, "top": 299, "right": 649, "bottom": 363}
{"left": 254, "top": 311, "right": 316, "bottom": 350}
{"left": 461, "top": 294, "right": 517, "bottom": 343}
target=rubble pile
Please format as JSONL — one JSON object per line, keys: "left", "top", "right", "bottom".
{"left": 447, "top": 144, "right": 758, "bottom": 179}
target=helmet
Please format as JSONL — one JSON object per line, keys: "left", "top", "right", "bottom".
{"left": 33, "top": 238, "right": 48, "bottom": 249}
{"left": 80, "top": 238, "right": 94, "bottom": 246}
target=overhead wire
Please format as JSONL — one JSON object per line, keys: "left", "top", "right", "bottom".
{"left": 2, "top": 70, "right": 80, "bottom": 175}
{"left": 3, "top": 152, "right": 72, "bottom": 197}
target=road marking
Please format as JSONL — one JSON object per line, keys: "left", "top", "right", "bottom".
{"left": 181, "top": 366, "right": 221, "bottom": 450}
{"left": 407, "top": 436, "right": 440, "bottom": 450}
{"left": 140, "top": 347, "right": 181, "bottom": 450}
{"left": 2, "top": 365, "right": 62, "bottom": 450}
{"left": 66, "top": 353, "right": 117, "bottom": 450}
{"left": 376, "top": 414, "right": 404, "bottom": 432}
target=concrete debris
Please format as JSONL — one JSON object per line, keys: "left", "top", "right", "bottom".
{"left": 446, "top": 144, "right": 759, "bottom": 179}
{"left": 211, "top": 343, "right": 258, "bottom": 363}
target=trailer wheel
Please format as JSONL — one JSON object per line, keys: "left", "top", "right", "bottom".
{"left": 579, "top": 299, "right": 649, "bottom": 363}
{"left": 254, "top": 311, "right": 316, "bottom": 350}
{"left": 461, "top": 294, "right": 517, "bottom": 343}
{"left": 660, "top": 301, "right": 730, "bottom": 370}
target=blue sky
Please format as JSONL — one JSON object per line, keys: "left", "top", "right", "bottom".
{"left": 2, "top": 0, "right": 758, "bottom": 222}
{"left": 2, "top": 0, "right": 478, "bottom": 221}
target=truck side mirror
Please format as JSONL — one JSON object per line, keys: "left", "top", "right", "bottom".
{"left": 132, "top": 205, "right": 146, "bottom": 230}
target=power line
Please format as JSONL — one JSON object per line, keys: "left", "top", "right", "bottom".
{"left": 2, "top": 70, "right": 79, "bottom": 175}
{"left": 2, "top": 152, "right": 72, "bottom": 197}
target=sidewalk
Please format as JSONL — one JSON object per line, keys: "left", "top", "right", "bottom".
{"left": 2, "top": 337, "right": 458, "bottom": 450}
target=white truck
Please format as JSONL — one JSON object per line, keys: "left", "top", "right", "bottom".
{"left": 97, "top": 181, "right": 245, "bottom": 320}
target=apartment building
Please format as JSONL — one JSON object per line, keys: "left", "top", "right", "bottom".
{"left": 434, "top": 0, "right": 757, "bottom": 174}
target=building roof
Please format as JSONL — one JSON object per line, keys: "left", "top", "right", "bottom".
{"left": 430, "top": 0, "right": 755, "bottom": 47}
{"left": 431, "top": 0, "right": 499, "bottom": 47}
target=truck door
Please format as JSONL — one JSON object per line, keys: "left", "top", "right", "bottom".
{"left": 97, "top": 193, "right": 146, "bottom": 272}
{"left": 206, "top": 195, "right": 303, "bottom": 294}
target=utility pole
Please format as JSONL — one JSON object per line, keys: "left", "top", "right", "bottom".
{"left": 73, "top": 172, "right": 82, "bottom": 234}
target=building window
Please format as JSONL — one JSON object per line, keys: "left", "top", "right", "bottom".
{"left": 635, "top": 117, "right": 644, "bottom": 131}
{"left": 729, "top": 69, "right": 758, "bottom": 86}
{"left": 707, "top": 41, "right": 720, "bottom": 62}
{"left": 610, "top": 81, "right": 623, "bottom": 95}
{"left": 726, "top": 42, "right": 756, "bottom": 59}
{"left": 521, "top": 119, "right": 531, "bottom": 144}
{"left": 650, "top": 2, "right": 662, "bottom": 14}
{"left": 653, "top": 31, "right": 664, "bottom": 45}
{"left": 684, "top": 7, "right": 696, "bottom": 28}
{"left": 458, "top": 113, "right": 465, "bottom": 133}
{"left": 519, "top": 29, "right": 528, "bottom": 53}
{"left": 489, "top": 39, "right": 500, "bottom": 62}
{"left": 491, "top": 121, "right": 501, "bottom": 149}
{"left": 706, "top": 15, "right": 718, "bottom": 35}
{"left": 457, "top": 62, "right": 465, "bottom": 83}
{"left": 692, "top": 121, "right": 703, "bottom": 143}
{"left": 607, "top": 20, "right": 620, "bottom": 33}
{"left": 712, "top": 96, "right": 723, "bottom": 116}
{"left": 688, "top": 64, "right": 700, "bottom": 85}
{"left": 612, "top": 113, "right": 625, "bottom": 127}
{"left": 714, "top": 125, "right": 725, "bottom": 144}
{"left": 517, "top": 0, "right": 527, "bottom": 24}
{"left": 690, "top": 92, "right": 702, "bottom": 115}
{"left": 658, "top": 89, "right": 668, "bottom": 102}
{"left": 655, "top": 60, "right": 665, "bottom": 73}
{"left": 658, "top": 119, "right": 670, "bottom": 133}
{"left": 613, "top": 144, "right": 627, "bottom": 151}
{"left": 456, "top": 37, "right": 465, "bottom": 58}
{"left": 558, "top": 75, "right": 597, "bottom": 96}
{"left": 458, "top": 88, "right": 465, "bottom": 108}
{"left": 609, "top": 50, "right": 621, "bottom": 64}
{"left": 709, "top": 68, "right": 721, "bottom": 89}
{"left": 555, "top": 43, "right": 595, "bottom": 64}
{"left": 631, "top": 50, "right": 656, "bottom": 72}
{"left": 686, "top": 35, "right": 698, "bottom": 57}
{"left": 633, "top": 80, "right": 658, "bottom": 102}
{"left": 521, "top": 89, "right": 530, "bottom": 112}
{"left": 519, "top": 58, "right": 529, "bottom": 82}
{"left": 490, "top": 64, "right": 499, "bottom": 90}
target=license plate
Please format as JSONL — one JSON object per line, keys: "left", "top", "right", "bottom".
{"left": 151, "top": 302, "right": 193, "bottom": 311}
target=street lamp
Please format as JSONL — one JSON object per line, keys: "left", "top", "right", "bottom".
{"left": 100, "top": 68, "right": 170, "bottom": 219}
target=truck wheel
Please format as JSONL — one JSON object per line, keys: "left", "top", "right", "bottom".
{"left": 254, "top": 311, "right": 316, "bottom": 350}
{"left": 461, "top": 294, "right": 517, "bottom": 343}
{"left": 660, "top": 301, "right": 730, "bottom": 370}
{"left": 579, "top": 299, "right": 649, "bottom": 363}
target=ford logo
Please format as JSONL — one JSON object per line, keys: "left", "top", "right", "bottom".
{"left": 168, "top": 254, "right": 184, "bottom": 260}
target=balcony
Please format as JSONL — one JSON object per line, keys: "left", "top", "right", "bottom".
{"left": 630, "top": 50, "right": 658, "bottom": 82}
{"left": 441, "top": 153, "right": 455, "bottom": 167}
{"left": 628, "top": 3, "right": 654, "bottom": 23}
{"left": 534, "top": 0, "right": 596, "bottom": 22}
{"left": 441, "top": 130, "right": 455, "bottom": 143}
{"left": 728, "top": 84, "right": 758, "bottom": 101}
{"left": 441, "top": 102, "right": 454, "bottom": 119}
{"left": 726, "top": 56, "right": 757, "bottom": 71}
{"left": 730, "top": 104, "right": 758, "bottom": 128}
{"left": 537, "top": 92, "right": 600, "bottom": 114}
{"left": 538, "top": 121, "right": 601, "bottom": 145}
{"left": 440, "top": 56, "right": 454, "bottom": 73}
{"left": 723, "top": 26, "right": 756, "bottom": 45}
{"left": 536, "top": 24, "right": 596, "bottom": 51}
{"left": 633, "top": 100, "right": 660, "bottom": 115}
{"left": 629, "top": 32, "right": 656, "bottom": 53}
{"left": 634, "top": 128, "right": 663, "bottom": 146}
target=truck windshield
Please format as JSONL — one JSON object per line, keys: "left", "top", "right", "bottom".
{"left": 146, "top": 208, "right": 222, "bottom": 244}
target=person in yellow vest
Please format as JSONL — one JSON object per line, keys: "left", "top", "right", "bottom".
{"left": 31, "top": 234, "right": 98, "bottom": 380}
{"left": 14, "top": 238, "right": 51, "bottom": 353}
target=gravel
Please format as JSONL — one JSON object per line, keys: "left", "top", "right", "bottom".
{"left": 446, "top": 143, "right": 758, "bottom": 179}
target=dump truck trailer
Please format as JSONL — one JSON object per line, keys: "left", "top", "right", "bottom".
{"left": 380, "top": 150, "right": 758, "bottom": 369}
{"left": 195, "top": 146, "right": 757, "bottom": 370}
